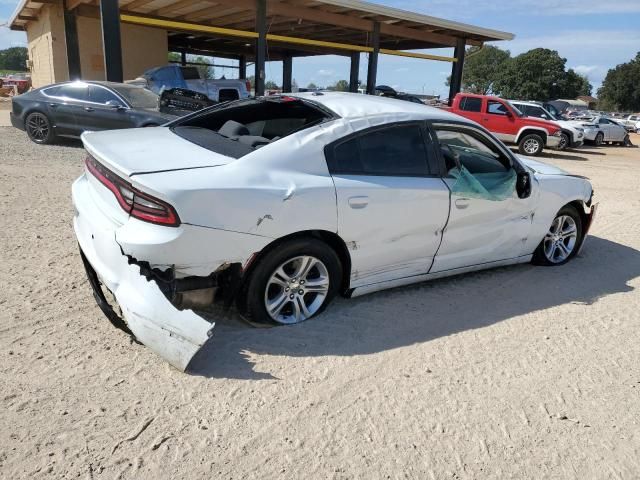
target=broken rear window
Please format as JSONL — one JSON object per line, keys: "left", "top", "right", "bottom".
{"left": 170, "top": 97, "right": 337, "bottom": 159}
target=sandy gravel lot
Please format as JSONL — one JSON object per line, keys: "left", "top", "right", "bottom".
{"left": 1, "top": 128, "right": 639, "bottom": 479}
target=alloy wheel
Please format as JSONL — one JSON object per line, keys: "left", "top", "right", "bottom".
{"left": 543, "top": 215, "right": 578, "bottom": 264}
{"left": 595, "top": 132, "right": 604, "bottom": 146}
{"left": 264, "top": 255, "right": 330, "bottom": 324}
{"left": 558, "top": 133, "right": 569, "bottom": 150}
{"left": 523, "top": 138, "right": 540, "bottom": 155}
{"left": 26, "top": 113, "right": 49, "bottom": 142}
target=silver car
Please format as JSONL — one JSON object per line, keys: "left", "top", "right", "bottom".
{"left": 578, "top": 116, "right": 629, "bottom": 145}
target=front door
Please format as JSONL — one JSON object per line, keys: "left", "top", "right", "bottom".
{"left": 72, "top": 85, "right": 132, "bottom": 132}
{"left": 483, "top": 99, "right": 519, "bottom": 143}
{"left": 430, "top": 124, "right": 536, "bottom": 273}
{"left": 326, "top": 122, "right": 450, "bottom": 287}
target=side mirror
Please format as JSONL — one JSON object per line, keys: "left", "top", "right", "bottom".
{"left": 106, "top": 100, "right": 125, "bottom": 110}
{"left": 516, "top": 171, "right": 531, "bottom": 199}
{"left": 505, "top": 109, "right": 513, "bottom": 118}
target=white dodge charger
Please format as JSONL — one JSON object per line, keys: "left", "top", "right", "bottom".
{"left": 72, "top": 93, "right": 597, "bottom": 370}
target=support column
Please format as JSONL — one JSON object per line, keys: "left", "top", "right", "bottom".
{"left": 282, "top": 55, "right": 293, "bottom": 93}
{"left": 180, "top": 51, "right": 187, "bottom": 66}
{"left": 239, "top": 55, "right": 247, "bottom": 79}
{"left": 99, "top": 0, "right": 123, "bottom": 82}
{"left": 448, "top": 38, "right": 466, "bottom": 105}
{"left": 349, "top": 52, "right": 360, "bottom": 93}
{"left": 366, "top": 22, "right": 380, "bottom": 95}
{"left": 254, "top": 0, "right": 267, "bottom": 96}
{"left": 63, "top": 3, "right": 81, "bottom": 80}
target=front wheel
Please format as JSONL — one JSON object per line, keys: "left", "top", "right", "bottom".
{"left": 558, "top": 132, "right": 570, "bottom": 150}
{"left": 518, "top": 134, "right": 544, "bottom": 156}
{"left": 240, "top": 238, "right": 342, "bottom": 325}
{"left": 594, "top": 132, "right": 604, "bottom": 146}
{"left": 532, "top": 206, "right": 583, "bottom": 266}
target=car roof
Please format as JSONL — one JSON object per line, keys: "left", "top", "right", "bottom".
{"left": 510, "top": 100, "right": 542, "bottom": 107}
{"left": 287, "top": 91, "right": 467, "bottom": 122}
{"left": 45, "top": 80, "right": 145, "bottom": 90}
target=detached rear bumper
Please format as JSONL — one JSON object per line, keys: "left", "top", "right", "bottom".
{"left": 73, "top": 176, "right": 214, "bottom": 371}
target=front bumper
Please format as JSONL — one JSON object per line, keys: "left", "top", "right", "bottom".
{"left": 546, "top": 135, "right": 562, "bottom": 148}
{"left": 73, "top": 176, "right": 214, "bottom": 371}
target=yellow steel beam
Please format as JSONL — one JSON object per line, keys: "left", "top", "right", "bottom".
{"left": 120, "top": 14, "right": 456, "bottom": 62}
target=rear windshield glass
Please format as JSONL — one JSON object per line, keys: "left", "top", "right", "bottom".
{"left": 170, "top": 97, "right": 335, "bottom": 159}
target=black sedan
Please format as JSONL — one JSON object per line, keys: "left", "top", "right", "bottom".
{"left": 10, "top": 81, "right": 176, "bottom": 144}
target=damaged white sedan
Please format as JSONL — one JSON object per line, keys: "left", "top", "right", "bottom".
{"left": 73, "top": 93, "right": 596, "bottom": 370}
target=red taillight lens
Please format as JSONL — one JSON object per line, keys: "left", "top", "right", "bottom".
{"left": 85, "top": 155, "right": 180, "bottom": 227}
{"left": 245, "top": 80, "right": 251, "bottom": 92}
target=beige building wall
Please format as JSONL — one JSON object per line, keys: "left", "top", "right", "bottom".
{"left": 26, "top": 4, "right": 69, "bottom": 88}
{"left": 76, "top": 16, "right": 168, "bottom": 81}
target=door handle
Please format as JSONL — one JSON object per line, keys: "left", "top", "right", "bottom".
{"left": 348, "top": 196, "right": 369, "bottom": 209}
{"left": 49, "top": 103, "right": 57, "bottom": 108}
{"left": 84, "top": 107, "right": 94, "bottom": 112}
{"left": 455, "top": 198, "right": 470, "bottom": 209}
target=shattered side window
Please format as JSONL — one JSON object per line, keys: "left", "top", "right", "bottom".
{"left": 436, "top": 128, "right": 516, "bottom": 201}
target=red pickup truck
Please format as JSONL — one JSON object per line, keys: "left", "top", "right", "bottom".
{"left": 448, "top": 93, "right": 562, "bottom": 156}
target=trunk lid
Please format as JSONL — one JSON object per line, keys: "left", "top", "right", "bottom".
{"left": 81, "top": 127, "right": 232, "bottom": 178}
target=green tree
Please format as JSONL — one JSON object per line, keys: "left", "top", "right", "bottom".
{"left": 492, "top": 48, "right": 591, "bottom": 101}
{"left": 332, "top": 79, "right": 349, "bottom": 92}
{"left": 306, "top": 82, "right": 318, "bottom": 89}
{"left": 0, "top": 47, "right": 28, "bottom": 71}
{"left": 456, "top": 45, "right": 511, "bottom": 94}
{"left": 494, "top": 48, "right": 566, "bottom": 100}
{"left": 597, "top": 52, "right": 640, "bottom": 111}
{"left": 265, "top": 80, "right": 279, "bottom": 90}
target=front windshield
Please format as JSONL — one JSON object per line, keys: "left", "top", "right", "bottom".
{"left": 112, "top": 85, "right": 159, "bottom": 109}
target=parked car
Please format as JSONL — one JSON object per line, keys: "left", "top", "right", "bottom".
{"left": 11, "top": 81, "right": 176, "bottom": 144}
{"left": 621, "top": 114, "right": 640, "bottom": 132}
{"left": 139, "top": 65, "right": 250, "bottom": 102}
{"left": 72, "top": 93, "right": 596, "bottom": 369}
{"left": 0, "top": 72, "right": 31, "bottom": 93}
{"left": 577, "top": 115, "right": 630, "bottom": 146}
{"left": 511, "top": 100, "right": 584, "bottom": 150}
{"left": 448, "top": 93, "right": 562, "bottom": 156}
{"left": 375, "top": 85, "right": 425, "bottom": 104}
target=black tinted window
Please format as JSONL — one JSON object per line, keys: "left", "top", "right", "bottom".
{"left": 328, "top": 125, "right": 430, "bottom": 176}
{"left": 181, "top": 67, "right": 200, "bottom": 80}
{"left": 460, "top": 97, "right": 482, "bottom": 112}
{"left": 89, "top": 85, "right": 120, "bottom": 105}
{"left": 219, "top": 89, "right": 239, "bottom": 102}
{"left": 58, "top": 84, "right": 89, "bottom": 101}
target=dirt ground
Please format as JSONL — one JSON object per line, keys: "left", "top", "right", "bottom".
{"left": 1, "top": 128, "right": 639, "bottom": 479}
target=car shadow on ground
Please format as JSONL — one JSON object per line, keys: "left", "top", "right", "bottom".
{"left": 188, "top": 236, "right": 640, "bottom": 380}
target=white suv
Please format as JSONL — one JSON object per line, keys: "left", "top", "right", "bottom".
{"left": 511, "top": 101, "right": 584, "bottom": 150}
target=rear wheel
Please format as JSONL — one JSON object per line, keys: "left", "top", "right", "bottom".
{"left": 518, "top": 134, "right": 544, "bottom": 156}
{"left": 25, "top": 112, "right": 55, "bottom": 144}
{"left": 532, "top": 205, "right": 583, "bottom": 266}
{"left": 240, "top": 238, "right": 342, "bottom": 325}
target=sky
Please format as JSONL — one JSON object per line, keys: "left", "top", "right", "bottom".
{"left": 1, "top": 0, "right": 639, "bottom": 97}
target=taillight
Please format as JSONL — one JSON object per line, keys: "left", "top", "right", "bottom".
{"left": 245, "top": 80, "right": 251, "bottom": 92}
{"left": 85, "top": 155, "right": 180, "bottom": 227}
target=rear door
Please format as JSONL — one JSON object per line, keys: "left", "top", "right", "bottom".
{"left": 456, "top": 96, "right": 484, "bottom": 124}
{"left": 430, "top": 123, "right": 536, "bottom": 272}
{"left": 326, "top": 122, "right": 450, "bottom": 287}
{"left": 46, "top": 84, "right": 90, "bottom": 135}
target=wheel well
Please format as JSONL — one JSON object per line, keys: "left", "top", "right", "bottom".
{"left": 243, "top": 230, "right": 352, "bottom": 294}
{"left": 518, "top": 129, "right": 547, "bottom": 144}
{"left": 566, "top": 200, "right": 589, "bottom": 229}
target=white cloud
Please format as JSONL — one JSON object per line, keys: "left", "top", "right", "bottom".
{"left": 317, "top": 69, "right": 335, "bottom": 77}
{"left": 574, "top": 65, "right": 599, "bottom": 75}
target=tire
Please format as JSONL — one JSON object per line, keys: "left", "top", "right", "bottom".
{"left": 623, "top": 135, "right": 632, "bottom": 147}
{"left": 239, "top": 238, "right": 342, "bottom": 325}
{"left": 594, "top": 132, "right": 604, "bottom": 146}
{"left": 25, "top": 111, "right": 55, "bottom": 144}
{"left": 518, "top": 133, "right": 544, "bottom": 156}
{"left": 532, "top": 205, "right": 583, "bottom": 266}
{"left": 558, "top": 132, "right": 570, "bottom": 150}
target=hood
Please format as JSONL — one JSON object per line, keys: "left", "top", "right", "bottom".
{"left": 140, "top": 108, "right": 177, "bottom": 121}
{"left": 523, "top": 116, "right": 561, "bottom": 132}
{"left": 517, "top": 156, "right": 571, "bottom": 176}
{"left": 82, "top": 127, "right": 233, "bottom": 178}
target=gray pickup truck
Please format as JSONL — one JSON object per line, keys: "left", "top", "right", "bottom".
{"left": 138, "top": 65, "right": 251, "bottom": 102}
